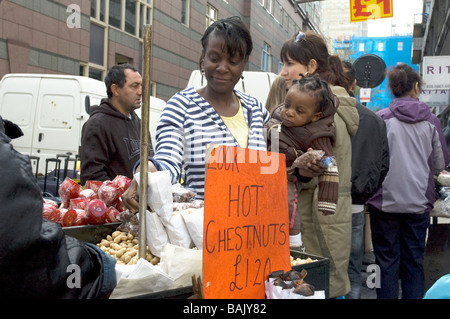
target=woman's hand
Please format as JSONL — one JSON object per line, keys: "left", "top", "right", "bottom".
{"left": 134, "top": 161, "right": 157, "bottom": 173}
{"left": 122, "top": 161, "right": 158, "bottom": 213}
{"left": 121, "top": 178, "right": 139, "bottom": 213}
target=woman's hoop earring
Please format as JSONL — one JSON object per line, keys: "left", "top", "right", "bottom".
{"left": 241, "top": 74, "right": 246, "bottom": 93}
{"left": 201, "top": 69, "right": 205, "bottom": 86}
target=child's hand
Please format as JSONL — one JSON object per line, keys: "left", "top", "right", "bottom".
{"left": 291, "top": 149, "right": 324, "bottom": 169}
{"left": 294, "top": 148, "right": 326, "bottom": 178}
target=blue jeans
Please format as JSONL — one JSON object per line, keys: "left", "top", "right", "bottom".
{"left": 368, "top": 207, "right": 429, "bottom": 299}
{"left": 346, "top": 211, "right": 365, "bottom": 299}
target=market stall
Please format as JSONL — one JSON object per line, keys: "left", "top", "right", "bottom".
{"left": 42, "top": 145, "right": 330, "bottom": 299}
{"left": 39, "top": 25, "right": 330, "bottom": 299}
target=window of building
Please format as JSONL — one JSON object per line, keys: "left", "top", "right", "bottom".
{"left": 273, "top": 3, "right": 281, "bottom": 23}
{"left": 279, "top": 8, "right": 284, "bottom": 26}
{"left": 397, "top": 41, "right": 404, "bottom": 51}
{"left": 284, "top": 12, "right": 289, "bottom": 32}
{"left": 206, "top": 3, "right": 218, "bottom": 28}
{"left": 359, "top": 42, "right": 364, "bottom": 52}
{"left": 138, "top": 0, "right": 153, "bottom": 38}
{"left": 264, "top": 0, "right": 273, "bottom": 14}
{"left": 115, "top": 53, "right": 132, "bottom": 65}
{"left": 108, "top": 0, "right": 153, "bottom": 38}
{"left": 261, "top": 42, "right": 272, "bottom": 72}
{"left": 125, "top": 0, "right": 136, "bottom": 35}
{"left": 181, "top": 0, "right": 190, "bottom": 26}
{"left": 89, "top": 23, "right": 105, "bottom": 66}
{"left": 89, "top": 68, "right": 104, "bottom": 81}
{"left": 91, "top": 0, "right": 106, "bottom": 22}
{"left": 109, "top": 0, "right": 122, "bottom": 29}
{"left": 79, "top": 64, "right": 86, "bottom": 76}
{"left": 278, "top": 61, "right": 283, "bottom": 74}
{"left": 259, "top": 0, "right": 273, "bottom": 13}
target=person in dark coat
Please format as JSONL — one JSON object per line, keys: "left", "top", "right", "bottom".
{"left": 80, "top": 63, "right": 154, "bottom": 185}
{"left": 0, "top": 116, "right": 117, "bottom": 298}
{"left": 341, "top": 61, "right": 390, "bottom": 298}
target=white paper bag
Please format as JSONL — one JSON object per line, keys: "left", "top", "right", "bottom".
{"left": 164, "top": 210, "right": 193, "bottom": 248}
{"left": 145, "top": 210, "right": 169, "bottom": 257}
{"left": 135, "top": 171, "right": 173, "bottom": 225}
{"left": 158, "top": 244, "right": 202, "bottom": 287}
{"left": 180, "top": 208, "right": 204, "bottom": 249}
{"left": 110, "top": 258, "right": 175, "bottom": 299}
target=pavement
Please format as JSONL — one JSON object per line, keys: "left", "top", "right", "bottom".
{"left": 358, "top": 217, "right": 450, "bottom": 299}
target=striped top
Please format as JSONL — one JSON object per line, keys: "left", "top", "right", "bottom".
{"left": 151, "top": 87, "right": 270, "bottom": 199}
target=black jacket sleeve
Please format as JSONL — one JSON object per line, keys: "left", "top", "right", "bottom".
{"left": 350, "top": 104, "right": 390, "bottom": 204}
{"left": 0, "top": 128, "right": 116, "bottom": 298}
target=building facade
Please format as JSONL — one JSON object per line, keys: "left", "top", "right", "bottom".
{"left": 0, "top": 0, "right": 321, "bottom": 102}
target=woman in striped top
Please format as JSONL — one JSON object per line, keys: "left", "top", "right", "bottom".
{"left": 136, "top": 17, "right": 270, "bottom": 199}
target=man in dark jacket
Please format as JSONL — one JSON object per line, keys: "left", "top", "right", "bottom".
{"left": 0, "top": 116, "right": 116, "bottom": 298}
{"left": 80, "top": 64, "right": 154, "bottom": 185}
{"left": 342, "top": 61, "right": 390, "bottom": 299}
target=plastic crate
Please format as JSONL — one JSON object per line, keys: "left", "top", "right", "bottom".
{"left": 290, "top": 250, "right": 330, "bottom": 298}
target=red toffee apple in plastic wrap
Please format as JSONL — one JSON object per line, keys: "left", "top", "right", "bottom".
{"left": 69, "top": 197, "right": 90, "bottom": 211}
{"left": 48, "top": 208, "right": 68, "bottom": 225}
{"left": 86, "top": 199, "right": 107, "bottom": 225}
{"left": 43, "top": 177, "right": 132, "bottom": 226}
{"left": 105, "top": 206, "right": 120, "bottom": 223}
{"left": 84, "top": 180, "right": 103, "bottom": 193}
{"left": 42, "top": 198, "right": 58, "bottom": 220}
{"left": 79, "top": 188, "right": 98, "bottom": 200}
{"left": 98, "top": 181, "right": 123, "bottom": 206}
{"left": 59, "top": 177, "right": 82, "bottom": 208}
{"left": 112, "top": 175, "right": 132, "bottom": 192}
{"left": 62, "top": 209, "right": 87, "bottom": 227}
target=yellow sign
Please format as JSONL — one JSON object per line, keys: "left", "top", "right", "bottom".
{"left": 350, "top": 0, "right": 393, "bottom": 22}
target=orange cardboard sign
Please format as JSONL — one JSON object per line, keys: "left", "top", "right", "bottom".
{"left": 350, "top": 0, "right": 393, "bottom": 22}
{"left": 203, "top": 146, "right": 291, "bottom": 299}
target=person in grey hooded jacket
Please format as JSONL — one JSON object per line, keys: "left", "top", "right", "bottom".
{"left": 366, "top": 64, "right": 450, "bottom": 299}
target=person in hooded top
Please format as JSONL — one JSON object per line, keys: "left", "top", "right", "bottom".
{"left": 80, "top": 63, "right": 154, "bottom": 185}
{"left": 366, "top": 63, "right": 450, "bottom": 299}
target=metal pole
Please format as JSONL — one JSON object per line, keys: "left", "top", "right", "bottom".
{"left": 138, "top": 24, "right": 152, "bottom": 260}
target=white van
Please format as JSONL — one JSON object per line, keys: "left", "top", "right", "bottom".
{"left": 0, "top": 73, "right": 165, "bottom": 176}
{"left": 186, "top": 70, "right": 278, "bottom": 106}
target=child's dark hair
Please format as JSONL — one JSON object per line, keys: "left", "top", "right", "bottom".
{"left": 388, "top": 63, "right": 422, "bottom": 98}
{"left": 291, "top": 74, "right": 337, "bottom": 116}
